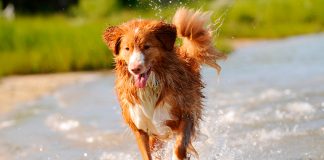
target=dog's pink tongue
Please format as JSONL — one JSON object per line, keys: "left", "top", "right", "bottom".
{"left": 134, "top": 73, "right": 148, "bottom": 88}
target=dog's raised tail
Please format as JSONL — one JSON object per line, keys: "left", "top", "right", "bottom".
{"left": 173, "top": 8, "right": 226, "bottom": 73}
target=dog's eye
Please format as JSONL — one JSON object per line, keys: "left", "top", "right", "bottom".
{"left": 125, "top": 47, "right": 129, "bottom": 51}
{"left": 144, "top": 45, "right": 150, "bottom": 50}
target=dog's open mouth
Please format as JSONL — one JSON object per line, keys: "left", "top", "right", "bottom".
{"left": 134, "top": 68, "right": 151, "bottom": 88}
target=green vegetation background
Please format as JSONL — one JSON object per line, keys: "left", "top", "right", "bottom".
{"left": 1, "top": 0, "right": 324, "bottom": 76}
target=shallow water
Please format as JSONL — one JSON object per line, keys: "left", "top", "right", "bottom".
{"left": 1, "top": 34, "right": 324, "bottom": 160}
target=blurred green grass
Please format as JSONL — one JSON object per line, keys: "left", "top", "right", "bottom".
{"left": 218, "top": 0, "right": 324, "bottom": 38}
{"left": 0, "top": 16, "right": 113, "bottom": 76}
{"left": 0, "top": 0, "right": 323, "bottom": 77}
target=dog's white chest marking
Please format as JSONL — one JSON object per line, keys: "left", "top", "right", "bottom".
{"left": 128, "top": 73, "right": 173, "bottom": 138}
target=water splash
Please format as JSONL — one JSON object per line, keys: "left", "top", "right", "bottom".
{"left": 137, "top": 0, "right": 194, "bottom": 19}
{"left": 147, "top": 0, "right": 163, "bottom": 18}
{"left": 210, "top": 10, "right": 227, "bottom": 38}
{"left": 208, "top": 1, "right": 236, "bottom": 39}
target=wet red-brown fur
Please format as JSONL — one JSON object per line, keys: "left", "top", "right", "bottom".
{"left": 103, "top": 8, "right": 225, "bottom": 160}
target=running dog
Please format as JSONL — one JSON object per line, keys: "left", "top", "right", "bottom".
{"left": 103, "top": 8, "right": 225, "bottom": 160}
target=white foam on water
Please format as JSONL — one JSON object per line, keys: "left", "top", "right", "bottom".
{"left": 99, "top": 152, "right": 137, "bottom": 160}
{"left": 259, "top": 88, "right": 284, "bottom": 100}
{"left": 0, "top": 120, "right": 15, "bottom": 129}
{"left": 46, "top": 114, "right": 80, "bottom": 131}
{"left": 286, "top": 102, "right": 315, "bottom": 114}
{"left": 256, "top": 129, "right": 287, "bottom": 142}
{"left": 275, "top": 101, "right": 316, "bottom": 121}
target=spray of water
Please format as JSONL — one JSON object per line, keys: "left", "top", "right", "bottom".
{"left": 208, "top": 0, "right": 235, "bottom": 39}
{"left": 136, "top": 0, "right": 194, "bottom": 19}
{"left": 209, "top": 9, "right": 228, "bottom": 39}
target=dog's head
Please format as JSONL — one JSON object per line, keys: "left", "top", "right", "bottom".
{"left": 103, "top": 20, "right": 176, "bottom": 88}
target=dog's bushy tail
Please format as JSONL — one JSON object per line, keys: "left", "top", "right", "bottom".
{"left": 173, "top": 8, "right": 226, "bottom": 73}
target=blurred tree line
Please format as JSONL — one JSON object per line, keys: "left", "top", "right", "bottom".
{"left": 1, "top": 0, "right": 188, "bottom": 13}
{"left": 1, "top": 0, "right": 79, "bottom": 12}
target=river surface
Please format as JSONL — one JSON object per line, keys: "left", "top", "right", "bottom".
{"left": 0, "top": 34, "right": 324, "bottom": 160}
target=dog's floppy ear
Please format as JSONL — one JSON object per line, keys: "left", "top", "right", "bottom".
{"left": 153, "top": 22, "right": 177, "bottom": 51}
{"left": 103, "top": 26, "right": 123, "bottom": 55}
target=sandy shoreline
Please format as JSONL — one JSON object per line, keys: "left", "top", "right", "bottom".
{"left": 0, "top": 71, "right": 108, "bottom": 114}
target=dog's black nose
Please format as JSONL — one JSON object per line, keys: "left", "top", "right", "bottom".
{"left": 131, "top": 67, "right": 141, "bottom": 74}
{"left": 130, "top": 64, "right": 144, "bottom": 74}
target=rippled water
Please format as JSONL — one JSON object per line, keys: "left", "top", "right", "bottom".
{"left": 1, "top": 34, "right": 324, "bottom": 160}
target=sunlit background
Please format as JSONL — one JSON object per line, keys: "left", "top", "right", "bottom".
{"left": 0, "top": 0, "right": 323, "bottom": 160}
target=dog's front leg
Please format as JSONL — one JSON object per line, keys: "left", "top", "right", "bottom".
{"left": 173, "top": 117, "right": 193, "bottom": 160}
{"left": 134, "top": 129, "right": 152, "bottom": 160}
